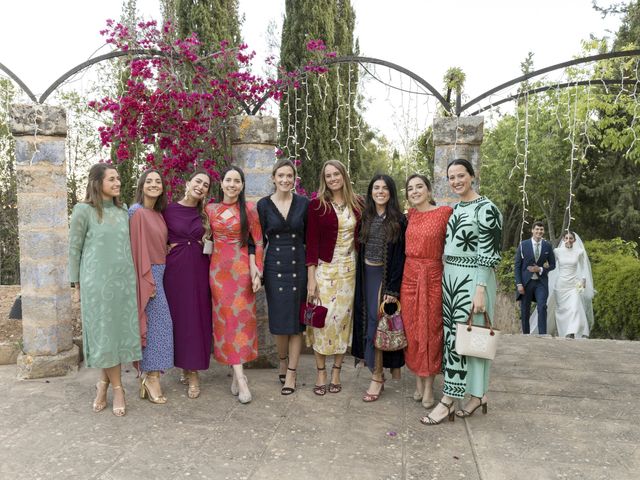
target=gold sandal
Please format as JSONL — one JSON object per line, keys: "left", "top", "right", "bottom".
{"left": 92, "top": 379, "right": 109, "bottom": 413}
{"left": 140, "top": 372, "right": 167, "bottom": 404}
{"left": 112, "top": 385, "right": 126, "bottom": 417}
{"left": 187, "top": 371, "right": 200, "bottom": 399}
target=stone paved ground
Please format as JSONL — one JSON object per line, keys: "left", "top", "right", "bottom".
{"left": 1, "top": 335, "right": 639, "bottom": 480}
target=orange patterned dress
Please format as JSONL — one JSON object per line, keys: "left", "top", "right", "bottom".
{"left": 206, "top": 201, "right": 264, "bottom": 365}
{"left": 400, "top": 206, "right": 453, "bottom": 377}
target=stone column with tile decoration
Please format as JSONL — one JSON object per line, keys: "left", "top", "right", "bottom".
{"left": 228, "top": 115, "right": 278, "bottom": 368}
{"left": 433, "top": 116, "right": 484, "bottom": 205}
{"left": 9, "top": 104, "right": 79, "bottom": 379}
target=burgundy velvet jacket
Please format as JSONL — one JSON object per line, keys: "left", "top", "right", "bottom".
{"left": 305, "top": 197, "right": 362, "bottom": 266}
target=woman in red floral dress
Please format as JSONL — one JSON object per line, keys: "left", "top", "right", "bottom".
{"left": 400, "top": 174, "right": 452, "bottom": 410}
{"left": 206, "top": 166, "right": 263, "bottom": 404}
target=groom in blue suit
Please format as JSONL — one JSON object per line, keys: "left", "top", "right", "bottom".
{"left": 515, "top": 221, "right": 556, "bottom": 334}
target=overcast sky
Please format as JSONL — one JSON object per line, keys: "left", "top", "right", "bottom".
{"left": 0, "top": 0, "right": 624, "bottom": 146}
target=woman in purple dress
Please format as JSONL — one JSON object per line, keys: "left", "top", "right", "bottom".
{"left": 163, "top": 170, "right": 212, "bottom": 399}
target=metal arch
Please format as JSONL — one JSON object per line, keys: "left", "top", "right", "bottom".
{"left": 467, "top": 79, "right": 625, "bottom": 116}
{"left": 323, "top": 56, "right": 452, "bottom": 111}
{"left": 38, "top": 49, "right": 166, "bottom": 103}
{"left": 460, "top": 49, "right": 640, "bottom": 115}
{"left": 249, "top": 54, "right": 454, "bottom": 115}
{"left": 35, "top": 48, "right": 255, "bottom": 114}
{"left": 5, "top": 46, "right": 640, "bottom": 117}
{"left": 0, "top": 61, "right": 37, "bottom": 103}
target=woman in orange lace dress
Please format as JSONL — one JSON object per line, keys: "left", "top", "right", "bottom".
{"left": 206, "top": 166, "right": 263, "bottom": 404}
{"left": 400, "top": 174, "right": 452, "bottom": 410}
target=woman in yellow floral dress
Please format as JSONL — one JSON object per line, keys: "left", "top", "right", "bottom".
{"left": 306, "top": 160, "right": 362, "bottom": 395}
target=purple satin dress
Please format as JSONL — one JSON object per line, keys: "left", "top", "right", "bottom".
{"left": 163, "top": 203, "right": 212, "bottom": 370}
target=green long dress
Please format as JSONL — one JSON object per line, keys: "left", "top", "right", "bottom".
{"left": 69, "top": 200, "right": 142, "bottom": 368}
{"left": 442, "top": 196, "right": 502, "bottom": 398}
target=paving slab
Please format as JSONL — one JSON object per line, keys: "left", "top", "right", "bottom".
{"left": 0, "top": 334, "right": 639, "bottom": 479}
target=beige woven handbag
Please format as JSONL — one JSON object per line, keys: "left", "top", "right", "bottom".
{"left": 455, "top": 311, "right": 499, "bottom": 360}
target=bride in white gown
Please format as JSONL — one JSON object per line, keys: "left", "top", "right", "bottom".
{"left": 530, "top": 231, "right": 595, "bottom": 337}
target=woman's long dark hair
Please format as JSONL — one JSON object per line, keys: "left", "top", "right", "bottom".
{"left": 219, "top": 165, "right": 249, "bottom": 246}
{"left": 183, "top": 169, "right": 212, "bottom": 240}
{"left": 359, "top": 174, "right": 403, "bottom": 244}
{"left": 135, "top": 169, "right": 167, "bottom": 211}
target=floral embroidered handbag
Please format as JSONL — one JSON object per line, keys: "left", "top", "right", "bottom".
{"left": 374, "top": 300, "right": 407, "bottom": 352}
{"left": 455, "top": 311, "right": 499, "bottom": 360}
{"left": 299, "top": 295, "right": 327, "bottom": 328}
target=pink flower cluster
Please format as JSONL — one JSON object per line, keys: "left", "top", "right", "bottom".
{"left": 91, "top": 21, "right": 332, "bottom": 197}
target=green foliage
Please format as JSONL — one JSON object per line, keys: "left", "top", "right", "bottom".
{"left": 586, "top": 238, "right": 640, "bottom": 339}
{"left": 0, "top": 78, "right": 19, "bottom": 284}
{"left": 443, "top": 67, "right": 466, "bottom": 95}
{"left": 495, "top": 247, "right": 516, "bottom": 295}
{"left": 482, "top": 31, "right": 640, "bottom": 247}
{"left": 352, "top": 126, "right": 392, "bottom": 192}
{"left": 278, "top": 0, "right": 362, "bottom": 192}
{"left": 482, "top": 85, "right": 577, "bottom": 247}
{"left": 176, "top": 0, "right": 243, "bottom": 53}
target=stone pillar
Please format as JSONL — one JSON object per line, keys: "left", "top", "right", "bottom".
{"left": 228, "top": 115, "right": 278, "bottom": 368}
{"left": 9, "top": 104, "right": 79, "bottom": 379}
{"left": 433, "top": 116, "right": 484, "bottom": 205}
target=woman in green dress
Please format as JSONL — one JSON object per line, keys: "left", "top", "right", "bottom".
{"left": 421, "top": 158, "right": 502, "bottom": 425}
{"left": 69, "top": 163, "right": 141, "bottom": 417}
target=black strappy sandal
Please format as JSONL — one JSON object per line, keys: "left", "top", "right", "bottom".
{"left": 278, "top": 356, "right": 288, "bottom": 385}
{"left": 456, "top": 395, "right": 488, "bottom": 417}
{"left": 313, "top": 366, "right": 327, "bottom": 396}
{"left": 329, "top": 364, "right": 342, "bottom": 393}
{"left": 281, "top": 368, "right": 297, "bottom": 395}
{"left": 420, "top": 400, "right": 455, "bottom": 425}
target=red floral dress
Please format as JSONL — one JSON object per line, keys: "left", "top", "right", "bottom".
{"left": 206, "top": 202, "right": 263, "bottom": 365}
{"left": 400, "top": 206, "right": 452, "bottom": 376}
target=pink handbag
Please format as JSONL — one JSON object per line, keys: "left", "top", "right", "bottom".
{"left": 374, "top": 300, "right": 407, "bottom": 351}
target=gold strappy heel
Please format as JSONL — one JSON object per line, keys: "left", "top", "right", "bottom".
{"left": 92, "top": 379, "right": 109, "bottom": 413}
{"left": 112, "top": 385, "right": 126, "bottom": 417}
{"left": 140, "top": 372, "right": 167, "bottom": 404}
{"left": 187, "top": 371, "right": 200, "bottom": 399}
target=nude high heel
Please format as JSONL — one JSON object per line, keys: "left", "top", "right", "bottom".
{"left": 92, "top": 379, "right": 109, "bottom": 413}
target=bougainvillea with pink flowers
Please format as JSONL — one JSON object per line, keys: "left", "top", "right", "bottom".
{"left": 90, "top": 20, "right": 333, "bottom": 197}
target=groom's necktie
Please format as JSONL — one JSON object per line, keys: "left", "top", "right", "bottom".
{"left": 534, "top": 242, "right": 540, "bottom": 261}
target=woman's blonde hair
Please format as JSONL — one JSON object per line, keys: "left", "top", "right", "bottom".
{"left": 316, "top": 159, "right": 361, "bottom": 214}
{"left": 83, "top": 163, "right": 125, "bottom": 221}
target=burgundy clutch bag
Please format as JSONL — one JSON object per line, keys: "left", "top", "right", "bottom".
{"left": 299, "top": 296, "right": 327, "bottom": 328}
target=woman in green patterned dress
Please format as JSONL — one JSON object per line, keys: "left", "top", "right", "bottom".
{"left": 421, "top": 158, "right": 502, "bottom": 425}
{"left": 69, "top": 164, "right": 142, "bottom": 417}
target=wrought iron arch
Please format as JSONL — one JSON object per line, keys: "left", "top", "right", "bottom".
{"left": 3, "top": 48, "right": 640, "bottom": 118}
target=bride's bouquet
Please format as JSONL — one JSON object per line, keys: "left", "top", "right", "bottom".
{"left": 575, "top": 281, "right": 585, "bottom": 294}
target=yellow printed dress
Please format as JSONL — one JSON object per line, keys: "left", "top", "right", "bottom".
{"left": 306, "top": 205, "right": 356, "bottom": 354}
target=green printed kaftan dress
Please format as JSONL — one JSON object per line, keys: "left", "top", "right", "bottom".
{"left": 442, "top": 196, "right": 502, "bottom": 398}
{"left": 69, "top": 201, "right": 142, "bottom": 368}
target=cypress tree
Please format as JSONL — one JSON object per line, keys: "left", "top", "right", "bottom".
{"left": 278, "top": 0, "right": 361, "bottom": 192}
{"left": 176, "top": 0, "right": 243, "bottom": 53}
